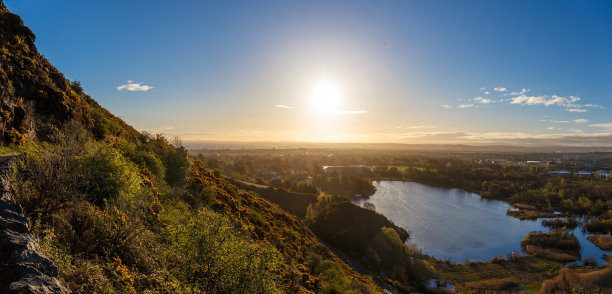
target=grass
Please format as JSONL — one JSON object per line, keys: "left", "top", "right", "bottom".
{"left": 539, "top": 264, "right": 612, "bottom": 293}
{"left": 507, "top": 209, "right": 557, "bottom": 220}
{"left": 430, "top": 255, "right": 562, "bottom": 292}
{"left": 587, "top": 235, "right": 612, "bottom": 251}
{"left": 463, "top": 278, "right": 520, "bottom": 291}
{"left": 521, "top": 231, "right": 581, "bottom": 262}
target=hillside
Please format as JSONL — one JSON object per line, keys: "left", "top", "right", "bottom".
{"left": 0, "top": 2, "right": 385, "bottom": 293}
{"left": 0, "top": 1, "right": 139, "bottom": 145}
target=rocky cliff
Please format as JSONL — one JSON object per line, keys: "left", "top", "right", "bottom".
{"left": 0, "top": 155, "right": 70, "bottom": 293}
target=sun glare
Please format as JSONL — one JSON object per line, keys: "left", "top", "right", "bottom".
{"left": 309, "top": 81, "right": 342, "bottom": 118}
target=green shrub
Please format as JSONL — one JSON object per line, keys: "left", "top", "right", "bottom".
{"left": 162, "top": 208, "right": 281, "bottom": 293}
{"left": 80, "top": 142, "right": 142, "bottom": 205}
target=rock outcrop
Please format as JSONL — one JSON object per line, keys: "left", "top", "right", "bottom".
{"left": 0, "top": 155, "right": 70, "bottom": 293}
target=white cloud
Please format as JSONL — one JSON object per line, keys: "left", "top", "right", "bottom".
{"left": 117, "top": 80, "right": 153, "bottom": 91}
{"left": 275, "top": 104, "right": 295, "bottom": 109}
{"left": 484, "top": 91, "right": 490, "bottom": 95}
{"left": 547, "top": 126, "right": 561, "bottom": 130}
{"left": 458, "top": 104, "right": 474, "bottom": 108}
{"left": 574, "top": 119, "right": 589, "bottom": 124}
{"left": 473, "top": 97, "right": 494, "bottom": 104}
{"left": 510, "top": 88, "right": 529, "bottom": 95}
{"left": 540, "top": 119, "right": 569, "bottom": 123}
{"left": 441, "top": 104, "right": 451, "bottom": 109}
{"left": 590, "top": 123, "right": 612, "bottom": 129}
{"left": 494, "top": 87, "right": 507, "bottom": 92}
{"left": 338, "top": 110, "right": 368, "bottom": 114}
{"left": 510, "top": 94, "right": 583, "bottom": 109}
{"left": 479, "top": 87, "right": 486, "bottom": 91}
{"left": 566, "top": 108, "right": 588, "bottom": 113}
{"left": 584, "top": 104, "right": 606, "bottom": 109}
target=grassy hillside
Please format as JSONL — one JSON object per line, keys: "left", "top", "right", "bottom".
{"left": 0, "top": 2, "right": 140, "bottom": 145}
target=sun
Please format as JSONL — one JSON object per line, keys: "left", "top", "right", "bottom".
{"left": 309, "top": 81, "right": 342, "bottom": 117}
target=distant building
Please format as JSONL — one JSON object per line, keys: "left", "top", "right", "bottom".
{"left": 549, "top": 170, "right": 571, "bottom": 177}
{"left": 323, "top": 165, "right": 373, "bottom": 176}
{"left": 578, "top": 170, "right": 593, "bottom": 177}
{"left": 597, "top": 170, "right": 610, "bottom": 178}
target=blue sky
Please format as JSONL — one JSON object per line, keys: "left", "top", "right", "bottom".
{"left": 6, "top": 0, "right": 612, "bottom": 145}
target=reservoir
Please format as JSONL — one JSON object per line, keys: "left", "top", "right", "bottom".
{"left": 352, "top": 181, "right": 609, "bottom": 264}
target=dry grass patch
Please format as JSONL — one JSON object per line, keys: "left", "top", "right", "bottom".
{"left": 587, "top": 235, "right": 612, "bottom": 251}
{"left": 539, "top": 264, "right": 612, "bottom": 293}
{"left": 463, "top": 278, "right": 520, "bottom": 291}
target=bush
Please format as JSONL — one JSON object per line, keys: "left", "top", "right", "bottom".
{"left": 80, "top": 142, "right": 142, "bottom": 205}
{"left": 162, "top": 208, "right": 281, "bottom": 293}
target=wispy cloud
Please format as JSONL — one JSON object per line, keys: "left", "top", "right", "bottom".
{"left": 584, "top": 104, "right": 606, "bottom": 109}
{"left": 275, "top": 104, "right": 296, "bottom": 109}
{"left": 510, "top": 89, "right": 529, "bottom": 95}
{"left": 590, "top": 122, "right": 612, "bottom": 129}
{"left": 494, "top": 87, "right": 507, "bottom": 92}
{"left": 338, "top": 110, "right": 368, "bottom": 114}
{"left": 458, "top": 104, "right": 474, "bottom": 108}
{"left": 547, "top": 126, "right": 561, "bottom": 130}
{"left": 473, "top": 97, "right": 494, "bottom": 104}
{"left": 540, "top": 119, "right": 569, "bottom": 123}
{"left": 574, "top": 119, "right": 589, "bottom": 124}
{"left": 484, "top": 91, "right": 490, "bottom": 95}
{"left": 441, "top": 104, "right": 452, "bottom": 109}
{"left": 406, "top": 124, "right": 437, "bottom": 129}
{"left": 510, "top": 94, "right": 580, "bottom": 107}
{"left": 479, "top": 87, "right": 486, "bottom": 91}
{"left": 117, "top": 80, "right": 153, "bottom": 91}
{"left": 566, "top": 108, "right": 588, "bottom": 113}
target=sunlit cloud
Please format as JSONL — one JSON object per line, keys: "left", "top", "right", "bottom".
{"left": 540, "top": 119, "right": 569, "bottom": 123}
{"left": 117, "top": 80, "right": 153, "bottom": 91}
{"left": 566, "top": 108, "right": 588, "bottom": 113}
{"left": 389, "top": 131, "right": 612, "bottom": 147}
{"left": 473, "top": 97, "right": 493, "bottom": 104}
{"left": 590, "top": 122, "right": 612, "bottom": 129}
{"left": 484, "top": 91, "right": 490, "bottom": 95}
{"left": 547, "top": 126, "right": 561, "bottom": 130}
{"left": 441, "top": 104, "right": 451, "bottom": 109}
{"left": 458, "top": 104, "right": 474, "bottom": 108}
{"left": 275, "top": 104, "right": 296, "bottom": 109}
{"left": 510, "top": 89, "right": 529, "bottom": 95}
{"left": 406, "top": 124, "right": 437, "bottom": 129}
{"left": 338, "top": 110, "right": 368, "bottom": 114}
{"left": 574, "top": 119, "right": 589, "bottom": 124}
{"left": 494, "top": 87, "right": 507, "bottom": 92}
{"left": 510, "top": 94, "right": 580, "bottom": 107}
{"left": 584, "top": 104, "right": 606, "bottom": 109}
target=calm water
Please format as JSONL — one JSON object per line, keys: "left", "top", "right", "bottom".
{"left": 352, "top": 181, "right": 610, "bottom": 264}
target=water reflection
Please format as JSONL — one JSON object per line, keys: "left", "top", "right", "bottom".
{"left": 352, "top": 181, "right": 610, "bottom": 264}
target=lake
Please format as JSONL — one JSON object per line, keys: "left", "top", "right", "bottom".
{"left": 352, "top": 181, "right": 609, "bottom": 264}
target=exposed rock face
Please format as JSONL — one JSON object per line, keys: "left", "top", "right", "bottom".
{"left": 0, "top": 155, "right": 70, "bottom": 293}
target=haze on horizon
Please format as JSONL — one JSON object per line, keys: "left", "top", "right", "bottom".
{"left": 6, "top": 0, "right": 612, "bottom": 146}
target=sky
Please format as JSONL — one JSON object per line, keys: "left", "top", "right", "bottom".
{"left": 6, "top": 0, "right": 612, "bottom": 146}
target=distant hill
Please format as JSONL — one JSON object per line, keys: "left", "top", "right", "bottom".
{"left": 185, "top": 140, "right": 612, "bottom": 153}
